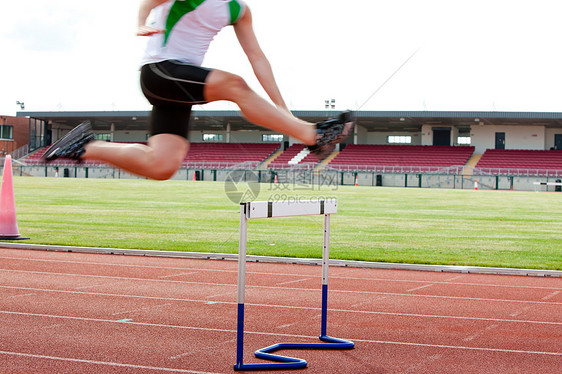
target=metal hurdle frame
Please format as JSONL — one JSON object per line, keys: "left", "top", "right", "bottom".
{"left": 234, "top": 199, "right": 354, "bottom": 371}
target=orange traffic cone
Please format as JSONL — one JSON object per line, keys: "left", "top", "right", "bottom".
{"left": 474, "top": 179, "right": 478, "bottom": 190}
{"left": 355, "top": 175, "right": 359, "bottom": 187}
{"left": 0, "top": 156, "right": 28, "bottom": 240}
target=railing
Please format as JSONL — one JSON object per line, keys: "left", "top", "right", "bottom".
{"left": 320, "top": 164, "right": 464, "bottom": 174}
{"left": 9, "top": 153, "right": 562, "bottom": 178}
{"left": 473, "top": 167, "right": 562, "bottom": 177}
{"left": 269, "top": 162, "right": 562, "bottom": 177}
{"left": 267, "top": 162, "right": 318, "bottom": 170}
{"left": 9, "top": 144, "right": 29, "bottom": 160}
{"left": 0, "top": 157, "right": 28, "bottom": 167}
{"left": 181, "top": 161, "right": 261, "bottom": 169}
{"left": 20, "top": 159, "right": 106, "bottom": 167}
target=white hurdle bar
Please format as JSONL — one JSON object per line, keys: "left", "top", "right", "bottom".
{"left": 235, "top": 199, "right": 353, "bottom": 371}
{"left": 533, "top": 181, "right": 562, "bottom": 192}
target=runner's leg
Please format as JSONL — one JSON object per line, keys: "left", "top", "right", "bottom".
{"left": 83, "top": 134, "right": 189, "bottom": 180}
{"left": 204, "top": 69, "right": 317, "bottom": 145}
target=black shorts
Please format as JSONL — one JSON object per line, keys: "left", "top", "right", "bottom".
{"left": 140, "top": 60, "right": 211, "bottom": 139}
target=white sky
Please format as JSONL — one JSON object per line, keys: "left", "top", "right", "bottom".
{"left": 1, "top": 0, "right": 561, "bottom": 116}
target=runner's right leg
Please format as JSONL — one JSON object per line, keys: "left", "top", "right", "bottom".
{"left": 204, "top": 70, "right": 317, "bottom": 146}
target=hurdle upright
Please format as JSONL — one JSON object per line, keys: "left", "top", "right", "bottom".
{"left": 234, "top": 199, "right": 354, "bottom": 371}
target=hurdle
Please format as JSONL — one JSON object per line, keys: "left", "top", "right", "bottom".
{"left": 234, "top": 199, "right": 354, "bottom": 371}
{"left": 533, "top": 181, "right": 562, "bottom": 192}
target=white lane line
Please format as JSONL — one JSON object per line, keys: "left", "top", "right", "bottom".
{"left": 111, "top": 303, "right": 173, "bottom": 317}
{"left": 168, "top": 338, "right": 236, "bottom": 361}
{"left": 6, "top": 293, "right": 36, "bottom": 299}
{"left": 75, "top": 284, "right": 107, "bottom": 290}
{"left": 444, "top": 274, "right": 465, "bottom": 282}
{"left": 1, "top": 256, "right": 560, "bottom": 290}
{"left": 407, "top": 284, "right": 434, "bottom": 292}
{"left": 158, "top": 272, "right": 199, "bottom": 279}
{"left": 510, "top": 306, "right": 531, "bottom": 318}
{"left": 205, "top": 292, "right": 234, "bottom": 300}
{"left": 463, "top": 324, "right": 499, "bottom": 342}
{"left": 348, "top": 339, "right": 562, "bottom": 356}
{"left": 0, "top": 350, "right": 220, "bottom": 373}
{"left": 276, "top": 322, "right": 299, "bottom": 329}
{"left": 277, "top": 278, "right": 313, "bottom": 286}
{"left": 2, "top": 271, "right": 561, "bottom": 306}
{"left": 541, "top": 291, "right": 560, "bottom": 301}
{"left": 2, "top": 293, "right": 562, "bottom": 326}
{"left": 1, "top": 312, "right": 560, "bottom": 357}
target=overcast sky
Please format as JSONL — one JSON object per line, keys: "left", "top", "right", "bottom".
{"left": 1, "top": 0, "right": 561, "bottom": 116}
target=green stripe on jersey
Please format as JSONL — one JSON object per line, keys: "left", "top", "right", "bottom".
{"left": 229, "top": 0, "right": 243, "bottom": 24}
{"left": 164, "top": 0, "right": 206, "bottom": 45}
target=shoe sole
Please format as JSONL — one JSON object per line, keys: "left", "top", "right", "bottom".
{"left": 43, "top": 121, "right": 92, "bottom": 161}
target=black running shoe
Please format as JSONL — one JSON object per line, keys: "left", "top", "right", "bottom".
{"left": 43, "top": 121, "right": 94, "bottom": 162}
{"left": 307, "top": 111, "right": 355, "bottom": 161}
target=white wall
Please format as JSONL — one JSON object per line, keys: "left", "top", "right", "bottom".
{"left": 110, "top": 129, "right": 286, "bottom": 143}
{"left": 188, "top": 130, "right": 225, "bottom": 143}
{"left": 366, "top": 132, "right": 422, "bottom": 145}
{"left": 470, "top": 125, "right": 546, "bottom": 154}
{"left": 355, "top": 124, "right": 368, "bottom": 144}
{"left": 421, "top": 125, "right": 432, "bottom": 145}
{"left": 452, "top": 127, "right": 459, "bottom": 145}
{"left": 187, "top": 130, "right": 286, "bottom": 143}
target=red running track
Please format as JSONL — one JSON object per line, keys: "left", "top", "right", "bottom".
{"left": 0, "top": 247, "right": 561, "bottom": 373}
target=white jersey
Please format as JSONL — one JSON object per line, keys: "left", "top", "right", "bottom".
{"left": 141, "top": 0, "right": 246, "bottom": 67}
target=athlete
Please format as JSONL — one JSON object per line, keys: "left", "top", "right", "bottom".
{"left": 44, "top": 0, "right": 354, "bottom": 180}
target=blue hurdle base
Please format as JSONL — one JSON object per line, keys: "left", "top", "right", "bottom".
{"left": 234, "top": 285, "right": 354, "bottom": 371}
{"left": 233, "top": 336, "right": 354, "bottom": 371}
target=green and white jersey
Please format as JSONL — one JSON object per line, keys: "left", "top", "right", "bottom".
{"left": 141, "top": 0, "right": 246, "bottom": 66}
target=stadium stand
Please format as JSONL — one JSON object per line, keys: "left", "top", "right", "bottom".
{"left": 21, "top": 142, "right": 281, "bottom": 169}
{"left": 26, "top": 142, "right": 561, "bottom": 177}
{"left": 267, "top": 144, "right": 307, "bottom": 169}
{"left": 268, "top": 143, "right": 326, "bottom": 169}
{"left": 299, "top": 149, "right": 321, "bottom": 164}
{"left": 269, "top": 143, "right": 305, "bottom": 162}
{"left": 475, "top": 149, "right": 562, "bottom": 176}
{"left": 182, "top": 142, "right": 280, "bottom": 168}
{"left": 327, "top": 144, "right": 475, "bottom": 173}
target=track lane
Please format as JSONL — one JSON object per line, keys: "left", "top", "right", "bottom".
{"left": 1, "top": 247, "right": 560, "bottom": 373}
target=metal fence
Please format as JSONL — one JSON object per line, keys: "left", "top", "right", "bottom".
{"left": 4, "top": 162, "right": 561, "bottom": 192}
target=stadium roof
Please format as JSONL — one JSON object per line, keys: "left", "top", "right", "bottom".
{"left": 17, "top": 110, "right": 562, "bottom": 133}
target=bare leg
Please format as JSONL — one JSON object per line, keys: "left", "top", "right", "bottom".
{"left": 204, "top": 70, "right": 317, "bottom": 145}
{"left": 83, "top": 134, "right": 189, "bottom": 180}
{"left": 75, "top": 69, "right": 320, "bottom": 180}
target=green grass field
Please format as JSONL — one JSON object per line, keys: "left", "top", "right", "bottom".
{"left": 6, "top": 177, "right": 562, "bottom": 270}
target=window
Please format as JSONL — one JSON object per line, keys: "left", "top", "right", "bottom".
{"left": 387, "top": 135, "right": 411, "bottom": 144}
{"left": 95, "top": 133, "right": 111, "bottom": 141}
{"left": 202, "top": 133, "right": 223, "bottom": 142}
{"left": 0, "top": 125, "right": 13, "bottom": 140}
{"left": 457, "top": 137, "right": 471, "bottom": 145}
{"left": 262, "top": 134, "right": 284, "bottom": 142}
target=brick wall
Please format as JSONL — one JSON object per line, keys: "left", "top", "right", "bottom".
{"left": 1, "top": 116, "right": 29, "bottom": 156}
